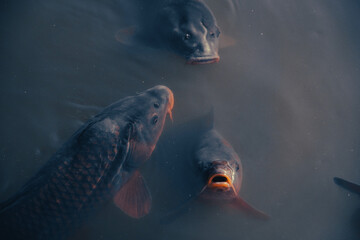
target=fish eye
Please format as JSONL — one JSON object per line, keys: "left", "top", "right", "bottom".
{"left": 151, "top": 115, "right": 159, "bottom": 125}
{"left": 184, "top": 33, "right": 191, "bottom": 40}
{"left": 210, "top": 32, "right": 216, "bottom": 38}
{"left": 153, "top": 102, "right": 160, "bottom": 108}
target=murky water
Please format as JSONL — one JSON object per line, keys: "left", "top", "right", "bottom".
{"left": 1, "top": 0, "right": 360, "bottom": 239}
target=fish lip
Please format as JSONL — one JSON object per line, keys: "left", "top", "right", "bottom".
{"left": 186, "top": 55, "right": 220, "bottom": 64}
{"left": 207, "top": 174, "right": 232, "bottom": 190}
{"left": 198, "top": 173, "right": 238, "bottom": 200}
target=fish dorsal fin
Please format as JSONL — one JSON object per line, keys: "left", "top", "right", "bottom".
{"left": 113, "top": 170, "right": 152, "bottom": 219}
{"left": 334, "top": 177, "right": 360, "bottom": 195}
{"left": 231, "top": 196, "right": 269, "bottom": 220}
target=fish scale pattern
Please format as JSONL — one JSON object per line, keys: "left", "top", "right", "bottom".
{"left": 0, "top": 120, "right": 126, "bottom": 240}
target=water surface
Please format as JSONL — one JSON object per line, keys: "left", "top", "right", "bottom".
{"left": 0, "top": 0, "right": 360, "bottom": 239}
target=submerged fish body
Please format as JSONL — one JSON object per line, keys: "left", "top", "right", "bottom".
{"left": 334, "top": 177, "right": 360, "bottom": 236}
{"left": 117, "top": 0, "right": 221, "bottom": 64}
{"left": 334, "top": 177, "right": 360, "bottom": 195}
{"left": 156, "top": 113, "right": 267, "bottom": 222}
{"left": 0, "top": 85, "right": 174, "bottom": 240}
{"left": 195, "top": 129, "right": 268, "bottom": 219}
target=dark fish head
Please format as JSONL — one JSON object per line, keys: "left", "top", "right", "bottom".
{"left": 104, "top": 85, "right": 174, "bottom": 167}
{"left": 158, "top": 0, "right": 220, "bottom": 64}
{"left": 196, "top": 130, "right": 242, "bottom": 200}
{"left": 136, "top": 85, "right": 174, "bottom": 148}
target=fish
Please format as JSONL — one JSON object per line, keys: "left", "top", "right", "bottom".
{"left": 116, "top": 0, "right": 221, "bottom": 64}
{"left": 194, "top": 129, "right": 269, "bottom": 219}
{"left": 0, "top": 85, "right": 174, "bottom": 240}
{"left": 153, "top": 111, "right": 268, "bottom": 222}
{"left": 334, "top": 177, "right": 360, "bottom": 236}
{"left": 334, "top": 177, "right": 360, "bottom": 195}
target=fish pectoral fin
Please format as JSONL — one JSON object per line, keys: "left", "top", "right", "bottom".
{"left": 334, "top": 177, "right": 360, "bottom": 194}
{"left": 219, "top": 34, "right": 236, "bottom": 49}
{"left": 230, "top": 196, "right": 269, "bottom": 220}
{"left": 113, "top": 170, "right": 152, "bottom": 219}
{"left": 115, "top": 26, "right": 137, "bottom": 45}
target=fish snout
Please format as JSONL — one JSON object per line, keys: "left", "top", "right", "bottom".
{"left": 147, "top": 85, "right": 172, "bottom": 95}
{"left": 187, "top": 55, "right": 220, "bottom": 64}
{"left": 186, "top": 38, "right": 219, "bottom": 64}
{"left": 167, "top": 87, "right": 174, "bottom": 112}
{"left": 150, "top": 85, "right": 174, "bottom": 120}
{"left": 186, "top": 46, "right": 219, "bottom": 64}
{"left": 167, "top": 90, "right": 174, "bottom": 121}
{"left": 162, "top": 86, "right": 174, "bottom": 121}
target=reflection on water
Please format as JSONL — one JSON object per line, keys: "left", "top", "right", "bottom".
{"left": 0, "top": 0, "right": 360, "bottom": 239}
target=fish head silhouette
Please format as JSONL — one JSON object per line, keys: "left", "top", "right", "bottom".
{"left": 158, "top": 114, "right": 268, "bottom": 223}
{"left": 194, "top": 129, "right": 268, "bottom": 219}
{"left": 196, "top": 130, "right": 242, "bottom": 200}
{"left": 158, "top": 0, "right": 220, "bottom": 64}
{"left": 104, "top": 85, "right": 174, "bottom": 169}
{"left": 103, "top": 85, "right": 174, "bottom": 219}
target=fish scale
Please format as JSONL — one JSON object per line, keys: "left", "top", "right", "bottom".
{"left": 0, "top": 127, "right": 122, "bottom": 240}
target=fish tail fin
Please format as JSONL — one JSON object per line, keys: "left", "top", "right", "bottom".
{"left": 230, "top": 196, "right": 269, "bottom": 220}
{"left": 334, "top": 177, "right": 360, "bottom": 195}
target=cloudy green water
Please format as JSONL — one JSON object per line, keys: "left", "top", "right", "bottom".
{"left": 0, "top": 0, "right": 359, "bottom": 239}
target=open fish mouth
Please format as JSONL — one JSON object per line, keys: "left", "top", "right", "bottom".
{"left": 207, "top": 174, "right": 233, "bottom": 190}
{"left": 186, "top": 55, "right": 220, "bottom": 64}
{"left": 199, "top": 173, "right": 237, "bottom": 200}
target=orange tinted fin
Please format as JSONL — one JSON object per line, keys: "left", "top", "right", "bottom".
{"left": 219, "top": 34, "right": 236, "bottom": 49}
{"left": 113, "top": 170, "right": 152, "bottom": 219}
{"left": 230, "top": 196, "right": 269, "bottom": 220}
{"left": 334, "top": 177, "right": 360, "bottom": 195}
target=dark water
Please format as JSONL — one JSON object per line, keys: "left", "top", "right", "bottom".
{"left": 1, "top": 0, "right": 360, "bottom": 239}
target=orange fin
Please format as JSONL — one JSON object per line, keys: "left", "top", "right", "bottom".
{"left": 113, "top": 170, "right": 152, "bottom": 219}
{"left": 115, "top": 26, "right": 137, "bottom": 45}
{"left": 230, "top": 196, "right": 269, "bottom": 220}
{"left": 220, "top": 34, "right": 236, "bottom": 49}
